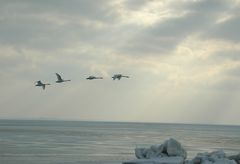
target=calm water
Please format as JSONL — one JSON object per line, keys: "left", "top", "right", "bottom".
{"left": 0, "top": 120, "right": 240, "bottom": 164}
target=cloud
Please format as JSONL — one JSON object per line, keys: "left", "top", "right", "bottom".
{"left": 213, "top": 49, "right": 240, "bottom": 61}
{"left": 182, "top": 0, "right": 232, "bottom": 13}
{"left": 0, "top": 0, "right": 237, "bottom": 56}
{"left": 196, "top": 0, "right": 240, "bottom": 42}
{"left": 1, "top": 0, "right": 240, "bottom": 124}
{"left": 223, "top": 64, "right": 240, "bottom": 78}
{"left": 119, "top": 12, "right": 211, "bottom": 56}
{"left": 0, "top": 0, "right": 118, "bottom": 22}
{"left": 122, "top": 0, "right": 149, "bottom": 10}
{"left": 206, "top": 16, "right": 240, "bottom": 42}
{"left": 0, "top": 0, "right": 119, "bottom": 51}
{"left": 116, "top": 0, "right": 238, "bottom": 58}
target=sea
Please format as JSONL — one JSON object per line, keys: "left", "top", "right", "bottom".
{"left": 0, "top": 120, "right": 240, "bottom": 164}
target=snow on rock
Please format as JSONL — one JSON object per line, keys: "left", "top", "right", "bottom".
{"left": 125, "top": 138, "right": 239, "bottom": 164}
{"left": 135, "top": 138, "right": 187, "bottom": 159}
{"left": 167, "top": 138, "right": 187, "bottom": 159}
{"left": 122, "top": 156, "right": 184, "bottom": 164}
{"left": 185, "top": 150, "right": 237, "bottom": 164}
{"left": 228, "top": 154, "right": 240, "bottom": 164}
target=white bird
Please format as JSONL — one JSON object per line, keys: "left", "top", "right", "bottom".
{"left": 112, "top": 74, "right": 129, "bottom": 80}
{"left": 55, "top": 73, "right": 71, "bottom": 83}
{"left": 35, "top": 81, "right": 50, "bottom": 90}
{"left": 86, "top": 76, "right": 103, "bottom": 80}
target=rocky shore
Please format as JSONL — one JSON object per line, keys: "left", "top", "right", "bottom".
{"left": 123, "top": 138, "right": 240, "bottom": 164}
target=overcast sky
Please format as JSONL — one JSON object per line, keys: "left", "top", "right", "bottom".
{"left": 1, "top": 0, "right": 240, "bottom": 125}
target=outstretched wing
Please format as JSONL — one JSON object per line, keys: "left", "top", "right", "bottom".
{"left": 36, "top": 80, "right": 42, "bottom": 85}
{"left": 89, "top": 76, "right": 95, "bottom": 79}
{"left": 55, "top": 73, "right": 63, "bottom": 81}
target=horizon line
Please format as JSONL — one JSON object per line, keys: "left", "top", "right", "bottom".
{"left": 0, "top": 117, "right": 239, "bottom": 127}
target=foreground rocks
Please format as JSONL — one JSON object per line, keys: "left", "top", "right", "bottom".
{"left": 122, "top": 138, "right": 239, "bottom": 164}
{"left": 185, "top": 150, "right": 237, "bottom": 164}
{"left": 228, "top": 154, "right": 240, "bottom": 164}
{"left": 123, "top": 156, "right": 184, "bottom": 164}
{"left": 135, "top": 138, "right": 187, "bottom": 160}
{"left": 123, "top": 138, "right": 186, "bottom": 164}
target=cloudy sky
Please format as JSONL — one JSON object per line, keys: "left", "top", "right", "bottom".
{"left": 1, "top": 0, "right": 240, "bottom": 125}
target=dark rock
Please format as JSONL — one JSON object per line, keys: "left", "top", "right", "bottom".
{"left": 228, "top": 154, "right": 240, "bottom": 164}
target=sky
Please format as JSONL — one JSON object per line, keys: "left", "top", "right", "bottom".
{"left": 1, "top": 0, "right": 240, "bottom": 125}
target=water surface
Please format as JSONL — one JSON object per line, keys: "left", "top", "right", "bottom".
{"left": 0, "top": 120, "right": 239, "bottom": 164}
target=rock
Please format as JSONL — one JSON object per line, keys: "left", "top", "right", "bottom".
{"left": 135, "top": 147, "right": 164, "bottom": 159}
{"left": 228, "top": 154, "right": 240, "bottom": 164}
{"left": 131, "top": 138, "right": 239, "bottom": 164}
{"left": 186, "top": 150, "right": 237, "bottom": 164}
{"left": 122, "top": 156, "right": 184, "bottom": 164}
{"left": 135, "top": 148, "right": 147, "bottom": 159}
{"left": 210, "top": 150, "right": 226, "bottom": 159}
{"left": 214, "top": 158, "right": 237, "bottom": 164}
{"left": 134, "top": 138, "right": 187, "bottom": 160}
{"left": 150, "top": 144, "right": 163, "bottom": 153}
{"left": 166, "top": 138, "right": 187, "bottom": 159}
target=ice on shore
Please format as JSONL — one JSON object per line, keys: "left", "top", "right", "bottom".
{"left": 123, "top": 138, "right": 239, "bottom": 164}
{"left": 123, "top": 138, "right": 186, "bottom": 164}
{"left": 122, "top": 156, "right": 184, "bottom": 164}
{"left": 228, "top": 154, "right": 240, "bottom": 164}
{"left": 135, "top": 138, "right": 187, "bottom": 159}
{"left": 185, "top": 150, "right": 237, "bottom": 164}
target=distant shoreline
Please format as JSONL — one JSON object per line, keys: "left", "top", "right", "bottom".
{"left": 0, "top": 118, "right": 239, "bottom": 127}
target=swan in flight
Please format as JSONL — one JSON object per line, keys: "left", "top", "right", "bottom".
{"left": 86, "top": 76, "right": 103, "bottom": 80}
{"left": 35, "top": 81, "right": 50, "bottom": 90}
{"left": 112, "top": 74, "right": 129, "bottom": 80}
{"left": 55, "top": 73, "right": 71, "bottom": 83}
